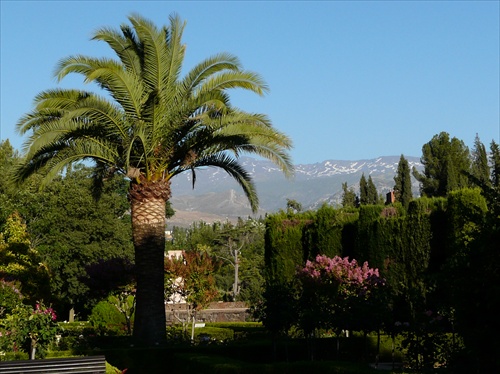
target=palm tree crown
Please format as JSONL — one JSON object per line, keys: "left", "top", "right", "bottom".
{"left": 12, "top": 13, "right": 293, "bottom": 345}
{"left": 14, "top": 13, "right": 293, "bottom": 206}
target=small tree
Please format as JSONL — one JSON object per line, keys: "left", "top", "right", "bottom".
{"left": 164, "top": 250, "right": 219, "bottom": 341}
{"left": 108, "top": 287, "right": 136, "bottom": 335}
{"left": 297, "top": 255, "right": 385, "bottom": 335}
{"left": 286, "top": 199, "right": 303, "bottom": 214}
{"left": 0, "top": 301, "right": 58, "bottom": 359}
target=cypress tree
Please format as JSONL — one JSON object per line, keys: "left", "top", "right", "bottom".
{"left": 341, "top": 182, "right": 357, "bottom": 208}
{"left": 470, "top": 134, "right": 490, "bottom": 187}
{"left": 367, "top": 175, "right": 378, "bottom": 204}
{"left": 490, "top": 140, "right": 500, "bottom": 188}
{"left": 359, "top": 174, "right": 368, "bottom": 205}
{"left": 394, "top": 154, "right": 413, "bottom": 209}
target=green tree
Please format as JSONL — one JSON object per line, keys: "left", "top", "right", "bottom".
{"left": 11, "top": 14, "right": 293, "bottom": 345}
{"left": 341, "top": 182, "right": 357, "bottom": 208}
{"left": 412, "top": 132, "right": 470, "bottom": 197}
{"left": 167, "top": 219, "right": 266, "bottom": 305}
{"left": 0, "top": 140, "right": 19, "bottom": 226}
{"left": 0, "top": 279, "right": 23, "bottom": 317}
{"left": 237, "top": 219, "right": 266, "bottom": 305}
{"left": 0, "top": 212, "right": 51, "bottom": 305}
{"left": 164, "top": 250, "right": 219, "bottom": 341}
{"left": 394, "top": 154, "right": 413, "bottom": 209}
{"left": 22, "top": 167, "right": 134, "bottom": 318}
{"left": 490, "top": 140, "right": 500, "bottom": 188}
{"left": 440, "top": 187, "right": 494, "bottom": 370}
{"left": 470, "top": 134, "right": 490, "bottom": 187}
{"left": 367, "top": 175, "right": 378, "bottom": 205}
{"left": 286, "top": 199, "right": 302, "bottom": 214}
{"left": 359, "top": 174, "right": 368, "bottom": 205}
{"left": 108, "top": 288, "right": 136, "bottom": 335}
{"left": 212, "top": 219, "right": 266, "bottom": 302}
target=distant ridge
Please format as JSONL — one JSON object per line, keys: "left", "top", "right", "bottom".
{"left": 168, "top": 156, "right": 423, "bottom": 227}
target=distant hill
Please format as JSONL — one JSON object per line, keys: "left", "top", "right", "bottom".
{"left": 168, "top": 156, "right": 423, "bottom": 227}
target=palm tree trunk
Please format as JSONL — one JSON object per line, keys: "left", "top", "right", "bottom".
{"left": 130, "top": 180, "right": 169, "bottom": 346}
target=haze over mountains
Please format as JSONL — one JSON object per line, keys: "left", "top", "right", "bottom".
{"left": 167, "top": 156, "right": 424, "bottom": 227}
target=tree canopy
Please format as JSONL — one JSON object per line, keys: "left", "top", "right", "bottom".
{"left": 413, "top": 132, "right": 470, "bottom": 197}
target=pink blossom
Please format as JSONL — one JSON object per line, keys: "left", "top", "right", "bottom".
{"left": 298, "top": 254, "right": 385, "bottom": 293}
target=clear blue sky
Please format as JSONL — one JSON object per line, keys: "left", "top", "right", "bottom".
{"left": 1, "top": 1, "right": 499, "bottom": 164}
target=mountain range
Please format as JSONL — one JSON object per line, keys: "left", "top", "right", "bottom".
{"left": 167, "top": 155, "right": 424, "bottom": 227}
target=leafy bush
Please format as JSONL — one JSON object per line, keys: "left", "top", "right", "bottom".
{"left": 56, "top": 322, "right": 95, "bottom": 351}
{"left": 88, "top": 300, "right": 128, "bottom": 335}
{"left": 0, "top": 279, "right": 23, "bottom": 317}
{"left": 0, "top": 302, "right": 59, "bottom": 358}
{"left": 195, "top": 327, "right": 234, "bottom": 343}
{"left": 205, "top": 322, "right": 266, "bottom": 340}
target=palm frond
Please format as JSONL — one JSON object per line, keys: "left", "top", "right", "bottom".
{"left": 55, "top": 56, "right": 143, "bottom": 116}
{"left": 195, "top": 71, "right": 269, "bottom": 98}
{"left": 173, "top": 152, "right": 259, "bottom": 212}
{"left": 182, "top": 53, "right": 241, "bottom": 94}
{"left": 92, "top": 26, "right": 142, "bottom": 78}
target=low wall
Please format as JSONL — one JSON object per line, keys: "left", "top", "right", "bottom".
{"left": 166, "top": 301, "right": 250, "bottom": 324}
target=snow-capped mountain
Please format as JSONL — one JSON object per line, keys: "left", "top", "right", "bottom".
{"left": 168, "top": 156, "right": 423, "bottom": 227}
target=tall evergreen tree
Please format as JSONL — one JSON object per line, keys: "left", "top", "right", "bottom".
{"left": 342, "top": 182, "right": 357, "bottom": 208}
{"left": 10, "top": 14, "right": 293, "bottom": 345}
{"left": 412, "top": 132, "right": 470, "bottom": 197}
{"left": 0, "top": 140, "right": 17, "bottom": 226}
{"left": 341, "top": 182, "right": 357, "bottom": 208}
{"left": 470, "top": 134, "right": 490, "bottom": 187}
{"left": 490, "top": 140, "right": 500, "bottom": 188}
{"left": 359, "top": 174, "right": 368, "bottom": 205}
{"left": 394, "top": 154, "right": 413, "bottom": 209}
{"left": 367, "top": 175, "right": 378, "bottom": 205}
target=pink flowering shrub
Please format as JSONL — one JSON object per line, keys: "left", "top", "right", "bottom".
{"left": 298, "top": 255, "right": 384, "bottom": 294}
{"left": 0, "top": 301, "right": 59, "bottom": 358}
{"left": 296, "top": 255, "right": 386, "bottom": 334}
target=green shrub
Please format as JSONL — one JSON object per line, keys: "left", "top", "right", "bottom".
{"left": 195, "top": 327, "right": 234, "bottom": 343}
{"left": 0, "top": 351, "right": 28, "bottom": 361}
{"left": 205, "top": 322, "right": 266, "bottom": 340}
{"left": 88, "top": 301, "right": 127, "bottom": 335}
{"left": 89, "top": 301, "right": 125, "bottom": 326}
{"left": 205, "top": 322, "right": 263, "bottom": 330}
{"left": 56, "top": 322, "right": 97, "bottom": 352}
{"left": 0, "top": 279, "right": 23, "bottom": 317}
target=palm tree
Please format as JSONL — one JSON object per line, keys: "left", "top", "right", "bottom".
{"left": 11, "top": 14, "right": 293, "bottom": 345}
